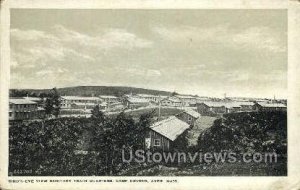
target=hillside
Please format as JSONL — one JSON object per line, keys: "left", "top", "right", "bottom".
{"left": 10, "top": 86, "right": 172, "bottom": 97}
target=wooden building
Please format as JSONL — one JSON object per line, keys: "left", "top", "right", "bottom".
{"left": 161, "top": 97, "right": 183, "bottom": 107}
{"left": 196, "top": 102, "right": 227, "bottom": 114}
{"left": 70, "top": 102, "right": 107, "bottom": 110}
{"left": 9, "top": 98, "right": 45, "bottom": 121}
{"left": 175, "top": 95, "right": 197, "bottom": 106}
{"left": 136, "top": 94, "right": 161, "bottom": 103}
{"left": 238, "top": 101, "right": 255, "bottom": 112}
{"left": 61, "top": 96, "right": 101, "bottom": 109}
{"left": 253, "top": 102, "right": 287, "bottom": 112}
{"left": 176, "top": 109, "right": 201, "bottom": 127}
{"left": 23, "top": 96, "right": 44, "bottom": 107}
{"left": 145, "top": 116, "right": 190, "bottom": 151}
{"left": 196, "top": 101, "right": 256, "bottom": 114}
{"left": 124, "top": 97, "right": 150, "bottom": 109}
{"left": 195, "top": 96, "right": 212, "bottom": 104}
{"left": 224, "top": 102, "right": 242, "bottom": 113}
{"left": 99, "top": 95, "right": 119, "bottom": 104}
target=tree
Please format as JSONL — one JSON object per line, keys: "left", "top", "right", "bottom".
{"left": 45, "top": 98, "right": 54, "bottom": 116}
{"left": 9, "top": 118, "right": 85, "bottom": 176}
{"left": 134, "top": 110, "right": 155, "bottom": 149}
{"left": 9, "top": 109, "right": 154, "bottom": 176}
{"left": 89, "top": 111, "right": 153, "bottom": 175}
{"left": 91, "top": 105, "right": 105, "bottom": 122}
{"left": 52, "top": 88, "right": 61, "bottom": 117}
{"left": 171, "top": 91, "right": 178, "bottom": 96}
{"left": 44, "top": 88, "right": 61, "bottom": 118}
{"left": 197, "top": 111, "right": 287, "bottom": 155}
{"left": 9, "top": 89, "right": 29, "bottom": 97}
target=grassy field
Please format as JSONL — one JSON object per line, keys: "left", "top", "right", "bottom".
{"left": 187, "top": 116, "right": 218, "bottom": 146}
{"left": 129, "top": 161, "right": 286, "bottom": 176}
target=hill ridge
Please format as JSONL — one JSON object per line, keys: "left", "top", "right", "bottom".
{"left": 10, "top": 85, "right": 173, "bottom": 97}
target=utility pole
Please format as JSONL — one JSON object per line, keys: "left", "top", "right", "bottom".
{"left": 158, "top": 98, "right": 161, "bottom": 120}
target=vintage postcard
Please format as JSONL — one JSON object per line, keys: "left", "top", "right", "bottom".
{"left": 1, "top": 0, "right": 300, "bottom": 189}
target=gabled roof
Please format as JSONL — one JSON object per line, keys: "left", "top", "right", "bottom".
{"left": 162, "top": 97, "right": 182, "bottom": 103}
{"left": 256, "top": 102, "right": 287, "bottom": 108}
{"left": 181, "top": 109, "right": 201, "bottom": 119}
{"left": 23, "top": 97, "right": 42, "bottom": 102}
{"left": 196, "top": 97, "right": 211, "bottom": 101}
{"left": 100, "top": 102, "right": 108, "bottom": 106}
{"left": 99, "top": 95, "right": 118, "bottom": 99}
{"left": 159, "top": 95, "right": 168, "bottom": 99}
{"left": 126, "top": 97, "right": 149, "bottom": 103}
{"left": 149, "top": 116, "right": 190, "bottom": 141}
{"left": 72, "top": 102, "right": 97, "bottom": 106}
{"left": 137, "top": 94, "right": 159, "bottom": 98}
{"left": 200, "top": 101, "right": 226, "bottom": 107}
{"left": 175, "top": 95, "right": 196, "bottom": 99}
{"left": 224, "top": 102, "right": 242, "bottom": 109}
{"left": 238, "top": 101, "right": 255, "bottom": 106}
{"left": 9, "top": 98, "right": 37, "bottom": 105}
{"left": 61, "top": 96, "right": 100, "bottom": 101}
{"left": 72, "top": 102, "right": 107, "bottom": 107}
{"left": 199, "top": 101, "right": 254, "bottom": 108}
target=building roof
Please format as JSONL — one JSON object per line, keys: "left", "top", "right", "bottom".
{"left": 99, "top": 95, "right": 118, "bottom": 99}
{"left": 175, "top": 95, "right": 196, "bottom": 99}
{"left": 72, "top": 102, "right": 107, "bottom": 107}
{"left": 109, "top": 102, "right": 122, "bottom": 106}
{"left": 257, "top": 102, "right": 287, "bottom": 108}
{"left": 200, "top": 101, "right": 226, "bottom": 107}
{"left": 149, "top": 116, "right": 190, "bottom": 141}
{"left": 123, "top": 94, "right": 133, "bottom": 98}
{"left": 137, "top": 94, "right": 159, "bottom": 98}
{"left": 196, "top": 97, "right": 211, "bottom": 101}
{"left": 100, "top": 102, "right": 108, "bottom": 106}
{"left": 181, "top": 109, "right": 201, "bottom": 118}
{"left": 200, "top": 101, "right": 254, "bottom": 108}
{"left": 9, "top": 98, "right": 37, "bottom": 105}
{"left": 23, "top": 97, "right": 42, "bottom": 102}
{"left": 126, "top": 97, "right": 149, "bottom": 103}
{"left": 223, "top": 102, "right": 242, "bottom": 109}
{"left": 61, "top": 96, "right": 100, "bottom": 101}
{"left": 159, "top": 95, "right": 168, "bottom": 99}
{"left": 255, "top": 99, "right": 269, "bottom": 102}
{"left": 72, "top": 102, "right": 97, "bottom": 106}
{"left": 238, "top": 101, "right": 255, "bottom": 106}
{"left": 162, "top": 97, "right": 182, "bottom": 103}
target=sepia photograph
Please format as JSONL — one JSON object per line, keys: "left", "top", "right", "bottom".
{"left": 7, "top": 9, "right": 288, "bottom": 177}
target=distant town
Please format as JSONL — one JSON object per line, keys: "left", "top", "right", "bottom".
{"left": 9, "top": 86, "right": 287, "bottom": 121}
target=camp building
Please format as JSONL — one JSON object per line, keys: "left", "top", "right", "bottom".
{"left": 145, "top": 116, "right": 190, "bottom": 151}
{"left": 176, "top": 109, "right": 201, "bottom": 127}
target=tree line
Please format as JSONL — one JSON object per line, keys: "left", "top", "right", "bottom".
{"left": 9, "top": 106, "right": 154, "bottom": 176}
{"left": 197, "top": 111, "right": 287, "bottom": 154}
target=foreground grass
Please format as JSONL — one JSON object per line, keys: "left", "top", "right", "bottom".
{"left": 122, "top": 160, "right": 286, "bottom": 176}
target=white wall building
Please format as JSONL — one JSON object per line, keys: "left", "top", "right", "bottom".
{"left": 61, "top": 96, "right": 101, "bottom": 109}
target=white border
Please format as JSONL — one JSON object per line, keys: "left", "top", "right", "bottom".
{"left": 1, "top": 0, "right": 300, "bottom": 189}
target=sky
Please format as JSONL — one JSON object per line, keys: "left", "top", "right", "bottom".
{"left": 10, "top": 9, "right": 287, "bottom": 98}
